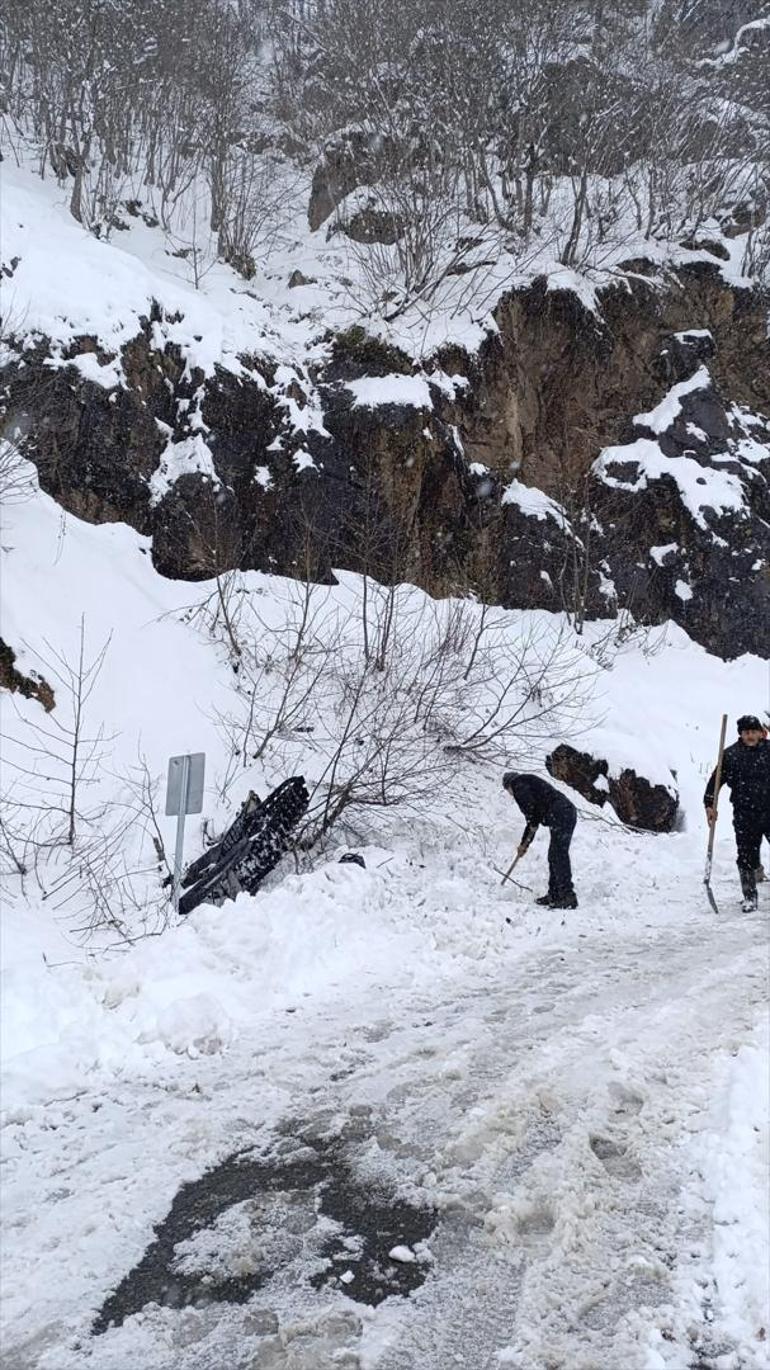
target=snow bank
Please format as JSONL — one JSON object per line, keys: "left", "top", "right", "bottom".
{"left": 657, "top": 1021, "right": 770, "bottom": 1369}
{"left": 578, "top": 618, "right": 759, "bottom": 809}
{"left": 0, "top": 475, "right": 229, "bottom": 777}
{"left": 1, "top": 858, "right": 424, "bottom": 1111}
{"left": 702, "top": 1027, "right": 770, "bottom": 1353}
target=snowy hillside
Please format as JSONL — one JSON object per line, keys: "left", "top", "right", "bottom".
{"left": 4, "top": 159, "right": 769, "bottom": 660}
{"left": 2, "top": 467, "right": 768, "bottom": 1370}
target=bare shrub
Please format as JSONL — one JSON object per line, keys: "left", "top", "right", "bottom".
{"left": 0, "top": 620, "right": 173, "bottom": 941}
{"left": 34, "top": 754, "right": 174, "bottom": 943}
{"left": 199, "top": 571, "right": 595, "bottom": 846}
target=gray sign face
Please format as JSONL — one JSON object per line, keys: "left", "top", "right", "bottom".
{"left": 165, "top": 753, "right": 206, "bottom": 816}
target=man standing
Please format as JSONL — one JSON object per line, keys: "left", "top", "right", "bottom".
{"left": 503, "top": 772, "right": 578, "bottom": 909}
{"left": 704, "top": 715, "right": 770, "bottom": 912}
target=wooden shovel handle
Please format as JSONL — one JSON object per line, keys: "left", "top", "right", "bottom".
{"left": 706, "top": 713, "right": 728, "bottom": 863}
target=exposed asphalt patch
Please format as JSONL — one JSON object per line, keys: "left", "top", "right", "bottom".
{"left": 92, "top": 1132, "right": 436, "bottom": 1334}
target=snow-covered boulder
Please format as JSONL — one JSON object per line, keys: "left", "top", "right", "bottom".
{"left": 546, "top": 743, "right": 679, "bottom": 832}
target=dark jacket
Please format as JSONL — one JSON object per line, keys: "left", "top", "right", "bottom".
{"left": 704, "top": 739, "right": 770, "bottom": 818}
{"left": 506, "top": 774, "right": 576, "bottom": 846}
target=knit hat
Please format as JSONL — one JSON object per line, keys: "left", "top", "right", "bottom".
{"left": 737, "top": 715, "right": 763, "bottom": 733}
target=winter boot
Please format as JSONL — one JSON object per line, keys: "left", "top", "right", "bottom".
{"left": 551, "top": 892, "right": 579, "bottom": 910}
{"left": 739, "top": 867, "right": 758, "bottom": 913}
{"left": 536, "top": 894, "right": 555, "bottom": 907}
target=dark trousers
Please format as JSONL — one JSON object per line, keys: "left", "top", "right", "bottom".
{"left": 547, "top": 809, "right": 576, "bottom": 898}
{"left": 734, "top": 811, "right": 770, "bottom": 897}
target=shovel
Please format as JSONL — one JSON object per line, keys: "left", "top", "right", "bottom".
{"left": 704, "top": 713, "right": 727, "bottom": 914}
{"left": 498, "top": 842, "right": 530, "bottom": 887}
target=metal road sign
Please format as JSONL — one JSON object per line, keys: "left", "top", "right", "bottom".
{"left": 165, "top": 752, "right": 206, "bottom": 816}
{"left": 166, "top": 753, "right": 206, "bottom": 914}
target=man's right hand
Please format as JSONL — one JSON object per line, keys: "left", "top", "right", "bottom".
{"left": 706, "top": 807, "right": 716, "bottom": 826}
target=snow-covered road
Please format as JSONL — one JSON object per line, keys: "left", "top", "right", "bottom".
{"left": 3, "top": 896, "right": 767, "bottom": 1370}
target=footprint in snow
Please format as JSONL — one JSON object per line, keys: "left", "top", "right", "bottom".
{"left": 589, "top": 1135, "right": 643, "bottom": 1181}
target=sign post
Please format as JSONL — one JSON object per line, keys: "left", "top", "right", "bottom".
{"left": 165, "top": 752, "right": 206, "bottom": 914}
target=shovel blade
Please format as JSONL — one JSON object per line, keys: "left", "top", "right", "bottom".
{"left": 704, "top": 879, "right": 719, "bottom": 914}
{"left": 492, "top": 864, "right": 533, "bottom": 892}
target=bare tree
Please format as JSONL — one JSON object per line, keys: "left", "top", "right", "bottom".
{"left": 2, "top": 0, "right": 766, "bottom": 291}
{"left": 1, "top": 618, "right": 111, "bottom": 851}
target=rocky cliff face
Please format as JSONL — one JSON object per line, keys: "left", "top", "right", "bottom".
{"left": 3, "top": 261, "right": 768, "bottom": 658}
